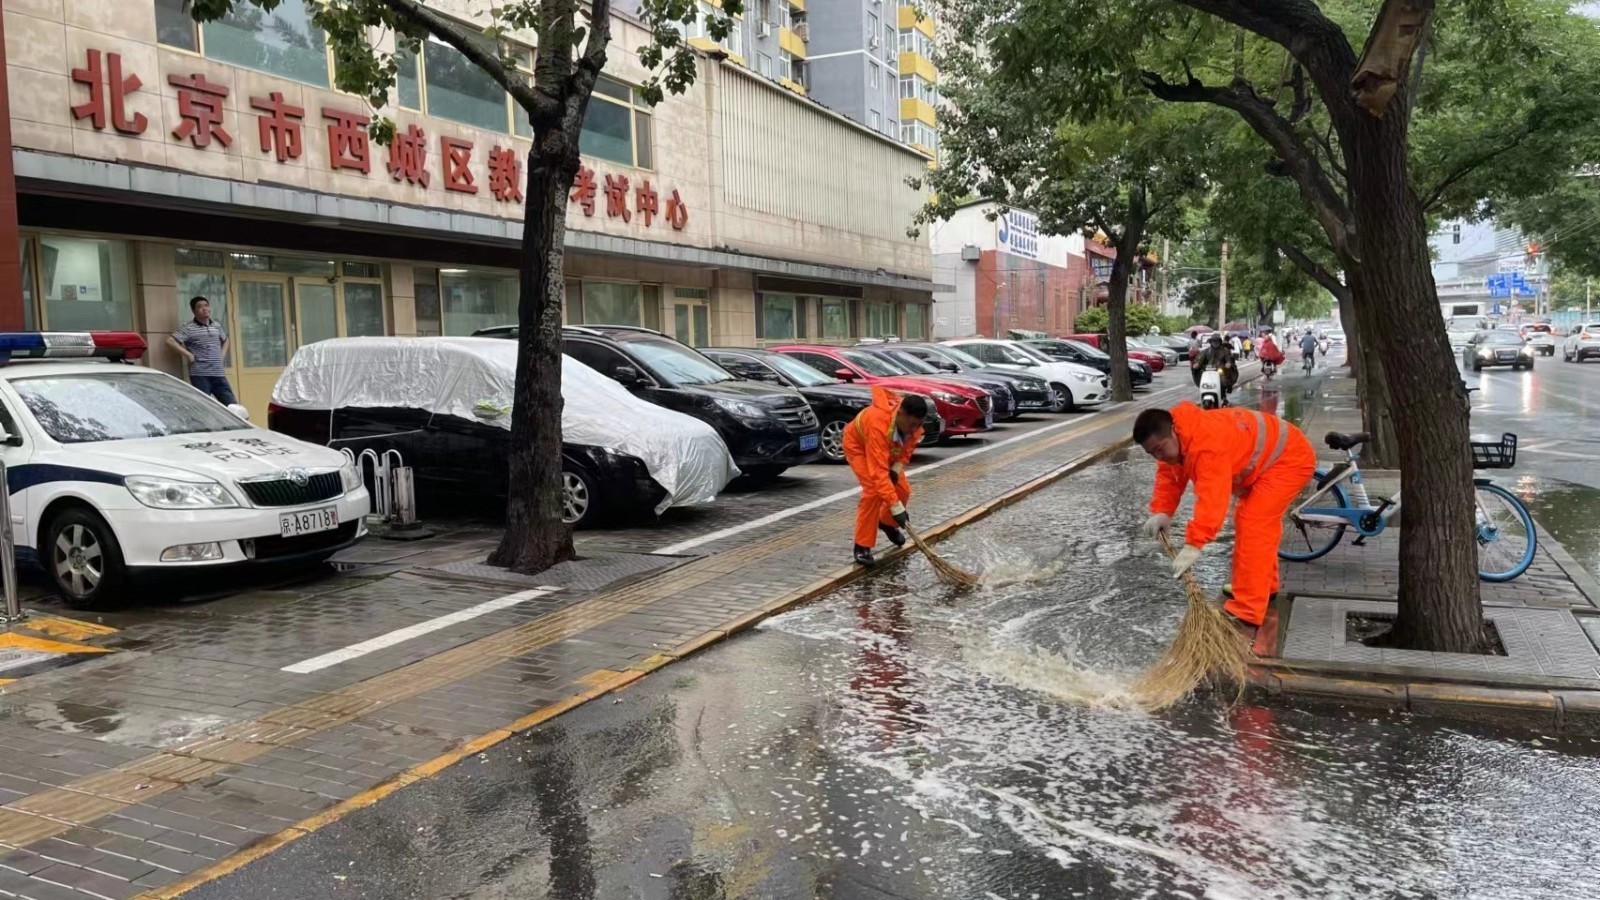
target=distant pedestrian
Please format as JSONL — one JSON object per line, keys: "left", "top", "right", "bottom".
{"left": 1188, "top": 335, "right": 1205, "bottom": 388}
{"left": 169, "top": 297, "right": 235, "bottom": 405}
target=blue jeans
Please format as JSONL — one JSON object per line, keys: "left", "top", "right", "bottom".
{"left": 190, "top": 375, "right": 237, "bottom": 405}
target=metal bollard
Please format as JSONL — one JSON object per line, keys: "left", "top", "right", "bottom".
{"left": 0, "top": 457, "right": 24, "bottom": 624}
{"left": 389, "top": 466, "right": 417, "bottom": 526}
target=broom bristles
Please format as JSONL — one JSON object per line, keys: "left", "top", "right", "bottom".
{"left": 1129, "top": 533, "right": 1254, "bottom": 711}
{"left": 906, "top": 525, "right": 981, "bottom": 587}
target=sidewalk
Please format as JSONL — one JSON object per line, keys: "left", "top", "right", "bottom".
{"left": 0, "top": 385, "right": 1182, "bottom": 899}
{"left": 1253, "top": 367, "right": 1600, "bottom": 724}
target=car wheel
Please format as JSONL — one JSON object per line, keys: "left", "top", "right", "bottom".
{"left": 46, "top": 507, "right": 127, "bottom": 610}
{"left": 1049, "top": 383, "right": 1074, "bottom": 412}
{"left": 819, "top": 417, "right": 850, "bottom": 463}
{"left": 561, "top": 467, "right": 596, "bottom": 527}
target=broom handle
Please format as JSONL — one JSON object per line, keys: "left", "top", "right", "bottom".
{"left": 1157, "top": 530, "right": 1204, "bottom": 594}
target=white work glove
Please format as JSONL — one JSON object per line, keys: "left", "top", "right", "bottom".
{"left": 1141, "top": 513, "right": 1172, "bottom": 539}
{"left": 1171, "top": 545, "right": 1202, "bottom": 578}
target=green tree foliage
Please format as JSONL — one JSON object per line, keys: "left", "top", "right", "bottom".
{"left": 189, "top": 0, "right": 739, "bottom": 574}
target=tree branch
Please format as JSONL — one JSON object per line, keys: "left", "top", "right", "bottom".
{"left": 1277, "top": 241, "right": 1351, "bottom": 302}
{"left": 1311, "top": 121, "right": 1347, "bottom": 186}
{"left": 1420, "top": 125, "right": 1537, "bottom": 213}
{"left": 1141, "top": 70, "right": 1356, "bottom": 261}
{"left": 1171, "top": 0, "right": 1358, "bottom": 77}
{"left": 1351, "top": 0, "right": 1434, "bottom": 118}
{"left": 377, "top": 0, "right": 556, "bottom": 119}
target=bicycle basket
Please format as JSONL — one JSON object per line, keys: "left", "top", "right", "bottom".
{"left": 1470, "top": 432, "right": 1517, "bottom": 469}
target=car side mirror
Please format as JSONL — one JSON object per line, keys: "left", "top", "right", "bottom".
{"left": 834, "top": 368, "right": 857, "bottom": 382}
{"left": 612, "top": 364, "right": 645, "bottom": 386}
{"left": 227, "top": 403, "right": 250, "bottom": 422}
{"left": 0, "top": 432, "right": 19, "bottom": 447}
{"left": 936, "top": 360, "right": 959, "bottom": 372}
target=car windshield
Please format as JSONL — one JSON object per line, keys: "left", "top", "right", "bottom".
{"left": 883, "top": 350, "right": 941, "bottom": 374}
{"left": 933, "top": 345, "right": 985, "bottom": 368}
{"left": 1008, "top": 343, "right": 1054, "bottom": 363}
{"left": 628, "top": 340, "right": 734, "bottom": 385}
{"left": 762, "top": 352, "right": 835, "bottom": 387}
{"left": 11, "top": 372, "right": 250, "bottom": 444}
{"left": 1063, "top": 340, "right": 1109, "bottom": 360}
{"left": 840, "top": 350, "right": 905, "bottom": 377}
{"left": 1480, "top": 331, "right": 1523, "bottom": 345}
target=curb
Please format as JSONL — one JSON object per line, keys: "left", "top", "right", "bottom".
{"left": 1248, "top": 666, "right": 1600, "bottom": 732}
{"left": 1533, "top": 519, "right": 1600, "bottom": 609}
{"left": 145, "top": 399, "right": 1146, "bottom": 898}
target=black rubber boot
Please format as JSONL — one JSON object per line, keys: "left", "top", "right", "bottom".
{"left": 853, "top": 545, "right": 877, "bottom": 568}
{"left": 880, "top": 525, "right": 907, "bottom": 548}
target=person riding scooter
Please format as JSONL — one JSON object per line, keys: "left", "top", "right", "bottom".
{"left": 1258, "top": 330, "right": 1284, "bottom": 379}
{"left": 1202, "top": 335, "right": 1239, "bottom": 405}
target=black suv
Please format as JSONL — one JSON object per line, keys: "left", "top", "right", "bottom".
{"left": 539, "top": 325, "right": 820, "bottom": 479}
{"left": 1025, "top": 338, "right": 1151, "bottom": 387}
{"left": 872, "top": 342, "right": 1056, "bottom": 414}
{"left": 703, "top": 347, "right": 945, "bottom": 462}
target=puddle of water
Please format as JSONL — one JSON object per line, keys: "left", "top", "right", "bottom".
{"left": 1512, "top": 474, "right": 1600, "bottom": 585}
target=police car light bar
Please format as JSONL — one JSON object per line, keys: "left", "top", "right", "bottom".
{"left": 0, "top": 332, "right": 147, "bottom": 364}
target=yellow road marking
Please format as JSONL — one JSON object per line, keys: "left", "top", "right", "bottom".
{"left": 0, "top": 633, "right": 110, "bottom": 655}
{"left": 18, "top": 615, "right": 118, "bottom": 642}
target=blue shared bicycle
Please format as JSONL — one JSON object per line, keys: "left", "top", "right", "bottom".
{"left": 1278, "top": 430, "right": 1536, "bottom": 582}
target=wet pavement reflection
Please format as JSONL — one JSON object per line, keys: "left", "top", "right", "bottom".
{"left": 199, "top": 454, "right": 1600, "bottom": 900}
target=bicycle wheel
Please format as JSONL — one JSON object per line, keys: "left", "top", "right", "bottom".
{"left": 1475, "top": 482, "right": 1536, "bottom": 582}
{"left": 1279, "top": 471, "right": 1351, "bottom": 562}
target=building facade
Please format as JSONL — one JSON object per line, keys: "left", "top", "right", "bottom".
{"left": 4, "top": 0, "right": 934, "bottom": 417}
{"left": 1430, "top": 218, "right": 1546, "bottom": 321}
{"left": 929, "top": 203, "right": 1091, "bottom": 338}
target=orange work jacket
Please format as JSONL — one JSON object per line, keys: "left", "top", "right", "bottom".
{"left": 1149, "top": 401, "right": 1300, "bottom": 549}
{"left": 843, "top": 386, "right": 923, "bottom": 508}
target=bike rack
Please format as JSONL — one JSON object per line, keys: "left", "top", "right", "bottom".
{"left": 341, "top": 448, "right": 424, "bottom": 535}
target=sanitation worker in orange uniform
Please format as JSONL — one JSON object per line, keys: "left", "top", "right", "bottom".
{"left": 1132, "top": 403, "right": 1317, "bottom": 630}
{"left": 842, "top": 388, "right": 928, "bottom": 567}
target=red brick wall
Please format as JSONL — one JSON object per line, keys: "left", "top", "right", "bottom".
{"left": 972, "top": 250, "right": 1091, "bottom": 338}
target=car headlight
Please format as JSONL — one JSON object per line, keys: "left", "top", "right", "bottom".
{"left": 340, "top": 461, "right": 362, "bottom": 492}
{"left": 1071, "top": 372, "right": 1097, "bottom": 383}
{"left": 1477, "top": 348, "right": 1494, "bottom": 358}
{"left": 714, "top": 398, "right": 771, "bottom": 419}
{"left": 1519, "top": 345, "right": 1534, "bottom": 357}
{"left": 125, "top": 476, "right": 238, "bottom": 509}
{"left": 930, "top": 391, "right": 968, "bottom": 404}
{"left": 840, "top": 396, "right": 871, "bottom": 409}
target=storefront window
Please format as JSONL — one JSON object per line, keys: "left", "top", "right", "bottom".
{"left": 176, "top": 270, "right": 232, "bottom": 366}
{"left": 37, "top": 236, "right": 133, "bottom": 331}
{"left": 903, "top": 303, "right": 928, "bottom": 340}
{"left": 821, "top": 298, "right": 854, "bottom": 342}
{"left": 18, "top": 239, "right": 35, "bottom": 331}
{"left": 235, "top": 280, "right": 289, "bottom": 367}
{"left": 201, "top": 0, "right": 332, "bottom": 89}
{"left": 344, "top": 283, "right": 386, "bottom": 336}
{"left": 580, "top": 281, "right": 642, "bottom": 326}
{"left": 758, "top": 293, "right": 801, "bottom": 341}
{"left": 864, "top": 301, "right": 896, "bottom": 339}
{"left": 441, "top": 268, "right": 518, "bottom": 336}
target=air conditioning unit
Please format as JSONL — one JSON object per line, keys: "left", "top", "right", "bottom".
{"left": 758, "top": 20, "right": 772, "bottom": 36}
{"left": 868, "top": 36, "right": 881, "bottom": 49}
{"left": 794, "top": 22, "right": 810, "bottom": 41}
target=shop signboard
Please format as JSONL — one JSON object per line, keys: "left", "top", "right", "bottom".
{"left": 996, "top": 209, "right": 1041, "bottom": 260}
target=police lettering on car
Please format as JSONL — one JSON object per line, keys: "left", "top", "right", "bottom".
{"left": 0, "top": 333, "right": 370, "bottom": 609}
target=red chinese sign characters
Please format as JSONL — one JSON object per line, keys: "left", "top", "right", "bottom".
{"left": 71, "top": 50, "right": 146, "bottom": 135}
{"left": 65, "top": 48, "right": 690, "bottom": 232}
{"left": 169, "top": 73, "right": 232, "bottom": 148}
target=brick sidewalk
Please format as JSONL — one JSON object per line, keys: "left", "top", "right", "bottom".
{"left": 0, "top": 386, "right": 1185, "bottom": 899}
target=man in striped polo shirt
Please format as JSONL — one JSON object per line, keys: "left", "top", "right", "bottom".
{"left": 167, "top": 296, "right": 236, "bottom": 405}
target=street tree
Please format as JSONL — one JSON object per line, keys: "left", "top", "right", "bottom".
{"left": 914, "top": 54, "right": 1218, "bottom": 401}
{"left": 188, "top": 0, "right": 735, "bottom": 574}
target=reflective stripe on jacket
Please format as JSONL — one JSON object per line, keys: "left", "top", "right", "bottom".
{"left": 843, "top": 386, "right": 923, "bottom": 508}
{"left": 1149, "top": 401, "right": 1302, "bottom": 548}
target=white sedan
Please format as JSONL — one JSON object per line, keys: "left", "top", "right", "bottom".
{"left": 0, "top": 333, "right": 369, "bottom": 608}
{"left": 940, "top": 338, "right": 1109, "bottom": 410}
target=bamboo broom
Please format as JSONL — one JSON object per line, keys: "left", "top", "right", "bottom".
{"left": 905, "top": 524, "right": 981, "bottom": 587}
{"left": 1130, "top": 532, "right": 1254, "bottom": 710}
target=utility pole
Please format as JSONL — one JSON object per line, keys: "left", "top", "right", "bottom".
{"left": 1217, "top": 240, "right": 1229, "bottom": 329}
{"left": 1160, "top": 238, "right": 1170, "bottom": 316}
{"left": 1587, "top": 277, "right": 1592, "bottom": 321}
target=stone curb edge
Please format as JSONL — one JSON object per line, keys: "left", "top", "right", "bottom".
{"left": 142, "top": 411, "right": 1141, "bottom": 898}
{"left": 1533, "top": 519, "right": 1600, "bottom": 609}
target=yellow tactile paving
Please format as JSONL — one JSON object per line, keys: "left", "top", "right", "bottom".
{"left": 0, "top": 632, "right": 111, "bottom": 655}
{"left": 17, "top": 614, "right": 118, "bottom": 642}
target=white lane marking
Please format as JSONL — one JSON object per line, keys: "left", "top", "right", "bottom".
{"left": 654, "top": 381, "right": 1187, "bottom": 556}
{"left": 281, "top": 587, "right": 559, "bottom": 674}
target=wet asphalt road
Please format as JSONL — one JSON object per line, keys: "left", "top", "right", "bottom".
{"left": 191, "top": 444, "right": 1600, "bottom": 900}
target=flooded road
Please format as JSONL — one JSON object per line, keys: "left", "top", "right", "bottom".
{"left": 198, "top": 452, "right": 1600, "bottom": 900}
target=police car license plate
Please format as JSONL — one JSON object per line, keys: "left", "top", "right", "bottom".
{"left": 280, "top": 507, "right": 338, "bottom": 538}
{"left": 798, "top": 433, "right": 819, "bottom": 452}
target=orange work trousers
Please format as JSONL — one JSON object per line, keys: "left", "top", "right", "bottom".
{"left": 847, "top": 456, "right": 911, "bottom": 548}
{"left": 1225, "top": 443, "right": 1316, "bottom": 626}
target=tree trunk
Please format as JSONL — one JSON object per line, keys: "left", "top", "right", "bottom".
{"left": 1337, "top": 286, "right": 1400, "bottom": 468}
{"left": 487, "top": 147, "right": 577, "bottom": 573}
{"left": 1102, "top": 189, "right": 1147, "bottom": 403}
{"left": 1341, "top": 116, "right": 1482, "bottom": 652}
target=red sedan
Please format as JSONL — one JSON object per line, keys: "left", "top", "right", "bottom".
{"left": 770, "top": 345, "right": 996, "bottom": 436}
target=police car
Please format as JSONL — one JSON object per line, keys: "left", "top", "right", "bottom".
{"left": 0, "top": 333, "right": 370, "bottom": 608}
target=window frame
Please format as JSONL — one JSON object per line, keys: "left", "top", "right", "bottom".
{"left": 581, "top": 74, "right": 655, "bottom": 169}
{"left": 21, "top": 233, "right": 138, "bottom": 333}
{"left": 155, "top": 0, "right": 337, "bottom": 89}
{"left": 397, "top": 32, "right": 535, "bottom": 137}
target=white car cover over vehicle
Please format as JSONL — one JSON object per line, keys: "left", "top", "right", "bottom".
{"left": 273, "top": 337, "right": 739, "bottom": 513}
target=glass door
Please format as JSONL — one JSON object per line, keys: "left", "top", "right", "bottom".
{"left": 294, "top": 279, "right": 339, "bottom": 347}
{"left": 673, "top": 301, "right": 710, "bottom": 347}
{"left": 231, "top": 277, "right": 291, "bottom": 420}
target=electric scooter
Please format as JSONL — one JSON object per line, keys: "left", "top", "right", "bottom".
{"left": 1261, "top": 358, "right": 1278, "bottom": 380}
{"left": 1199, "top": 367, "right": 1224, "bottom": 409}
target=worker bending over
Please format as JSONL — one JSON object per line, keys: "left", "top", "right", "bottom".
{"left": 1133, "top": 403, "right": 1316, "bottom": 631}
{"left": 843, "top": 388, "right": 928, "bottom": 567}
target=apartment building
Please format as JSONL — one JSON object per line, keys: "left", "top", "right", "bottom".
{"left": 1, "top": 0, "right": 935, "bottom": 417}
